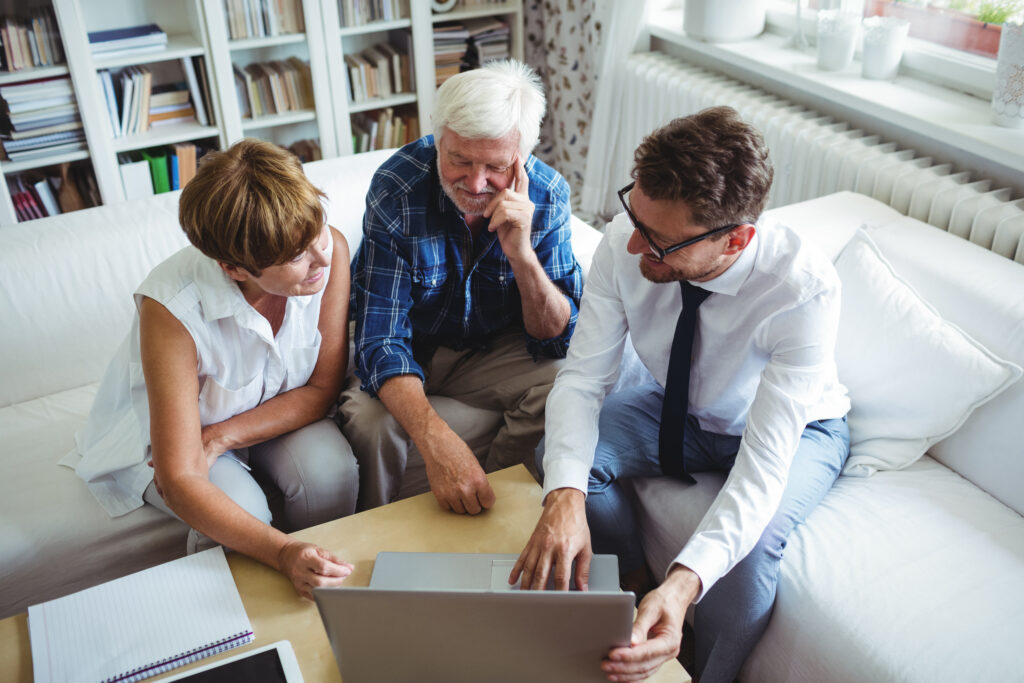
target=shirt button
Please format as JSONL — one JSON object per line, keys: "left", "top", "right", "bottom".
{"left": 431, "top": 278, "right": 437, "bottom": 285}
{"left": 499, "top": 275, "right": 505, "bottom": 282}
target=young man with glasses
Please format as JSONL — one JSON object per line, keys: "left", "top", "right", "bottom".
{"left": 512, "top": 106, "right": 851, "bottom": 683}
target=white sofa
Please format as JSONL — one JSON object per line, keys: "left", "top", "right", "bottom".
{"left": 632, "top": 192, "right": 1024, "bottom": 682}
{"left": 0, "top": 149, "right": 604, "bottom": 619}
{"left": 2, "top": 147, "right": 1022, "bottom": 683}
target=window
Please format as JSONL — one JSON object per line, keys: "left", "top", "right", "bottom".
{"left": 780, "top": 0, "right": 1023, "bottom": 59}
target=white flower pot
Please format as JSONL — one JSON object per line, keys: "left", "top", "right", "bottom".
{"left": 684, "top": 0, "right": 766, "bottom": 43}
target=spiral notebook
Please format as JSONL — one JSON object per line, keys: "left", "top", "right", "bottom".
{"left": 28, "top": 546, "right": 254, "bottom": 683}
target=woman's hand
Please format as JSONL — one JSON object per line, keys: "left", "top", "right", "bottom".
{"left": 277, "top": 540, "right": 354, "bottom": 600}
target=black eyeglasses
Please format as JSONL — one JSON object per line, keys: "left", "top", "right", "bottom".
{"left": 617, "top": 181, "right": 740, "bottom": 260}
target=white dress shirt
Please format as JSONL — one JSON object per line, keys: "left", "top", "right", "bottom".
{"left": 542, "top": 213, "right": 849, "bottom": 599}
{"left": 67, "top": 245, "right": 329, "bottom": 517}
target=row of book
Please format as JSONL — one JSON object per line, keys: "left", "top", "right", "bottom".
{"left": 233, "top": 57, "right": 314, "bottom": 118}
{"left": 224, "top": 0, "right": 305, "bottom": 41}
{"left": 116, "top": 138, "right": 317, "bottom": 201}
{"left": 0, "top": 8, "right": 64, "bottom": 72}
{"left": 340, "top": 0, "right": 410, "bottom": 27}
{"left": 88, "top": 23, "right": 167, "bottom": 62}
{"left": 7, "top": 162, "right": 99, "bottom": 223}
{"left": 344, "top": 41, "right": 414, "bottom": 102}
{"left": 118, "top": 142, "right": 209, "bottom": 200}
{"left": 0, "top": 76, "right": 85, "bottom": 163}
{"left": 351, "top": 107, "right": 419, "bottom": 154}
{"left": 98, "top": 57, "right": 213, "bottom": 138}
{"left": 434, "top": 17, "right": 510, "bottom": 86}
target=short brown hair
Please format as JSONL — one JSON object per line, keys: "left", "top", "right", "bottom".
{"left": 178, "top": 138, "right": 325, "bottom": 275}
{"left": 632, "top": 106, "right": 773, "bottom": 229}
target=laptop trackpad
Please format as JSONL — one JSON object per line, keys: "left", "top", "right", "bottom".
{"left": 490, "top": 559, "right": 519, "bottom": 590}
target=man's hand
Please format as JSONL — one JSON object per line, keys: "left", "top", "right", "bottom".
{"left": 601, "top": 565, "right": 701, "bottom": 682}
{"left": 484, "top": 157, "right": 535, "bottom": 263}
{"left": 510, "top": 487, "right": 592, "bottom": 591}
{"left": 421, "top": 426, "right": 496, "bottom": 515}
{"left": 277, "top": 540, "right": 354, "bottom": 600}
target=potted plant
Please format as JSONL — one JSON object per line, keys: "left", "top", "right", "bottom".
{"left": 864, "top": 0, "right": 1023, "bottom": 57}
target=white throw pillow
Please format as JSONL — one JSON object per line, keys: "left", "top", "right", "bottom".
{"left": 834, "top": 229, "right": 1022, "bottom": 476}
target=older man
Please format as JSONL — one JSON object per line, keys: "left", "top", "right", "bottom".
{"left": 339, "top": 60, "right": 582, "bottom": 515}
{"left": 512, "top": 107, "right": 851, "bottom": 682}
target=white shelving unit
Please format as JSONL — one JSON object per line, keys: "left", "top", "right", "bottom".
{"left": 201, "top": 0, "right": 338, "bottom": 157}
{"left": 1, "top": 0, "right": 526, "bottom": 226}
{"left": 52, "top": 0, "right": 225, "bottom": 204}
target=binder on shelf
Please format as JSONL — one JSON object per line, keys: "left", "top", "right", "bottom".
{"left": 98, "top": 70, "right": 122, "bottom": 136}
{"left": 31, "top": 177, "right": 60, "bottom": 217}
{"left": 173, "top": 142, "right": 197, "bottom": 189}
{"left": 181, "top": 57, "right": 210, "bottom": 126}
{"left": 140, "top": 148, "right": 171, "bottom": 194}
{"left": 28, "top": 547, "right": 254, "bottom": 683}
{"left": 119, "top": 155, "right": 155, "bottom": 200}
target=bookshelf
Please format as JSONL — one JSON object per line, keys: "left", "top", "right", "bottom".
{"left": 52, "top": 0, "right": 224, "bottom": 204}
{"left": 0, "top": 0, "right": 525, "bottom": 226}
{"left": 201, "top": 0, "right": 338, "bottom": 159}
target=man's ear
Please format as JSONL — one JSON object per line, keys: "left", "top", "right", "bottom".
{"left": 218, "top": 262, "right": 250, "bottom": 283}
{"left": 723, "top": 224, "right": 756, "bottom": 255}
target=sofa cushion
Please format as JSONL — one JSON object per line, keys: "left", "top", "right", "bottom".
{"left": 0, "top": 193, "right": 188, "bottom": 407}
{"left": 866, "top": 219, "right": 1024, "bottom": 516}
{"left": 833, "top": 230, "right": 1021, "bottom": 476}
{"left": 632, "top": 456, "right": 1024, "bottom": 682}
{"left": 0, "top": 385, "right": 186, "bottom": 619}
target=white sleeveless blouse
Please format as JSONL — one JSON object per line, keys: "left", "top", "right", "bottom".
{"left": 69, "top": 243, "right": 330, "bottom": 517}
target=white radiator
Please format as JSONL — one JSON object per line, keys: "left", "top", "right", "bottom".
{"left": 618, "top": 52, "right": 1024, "bottom": 263}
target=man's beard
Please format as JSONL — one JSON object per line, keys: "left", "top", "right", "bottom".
{"left": 438, "top": 161, "right": 496, "bottom": 215}
{"left": 638, "top": 257, "right": 717, "bottom": 284}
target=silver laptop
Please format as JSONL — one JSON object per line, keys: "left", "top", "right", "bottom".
{"left": 313, "top": 552, "right": 635, "bottom": 683}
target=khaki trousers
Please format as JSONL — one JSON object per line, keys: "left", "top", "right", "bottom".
{"left": 338, "top": 327, "right": 561, "bottom": 509}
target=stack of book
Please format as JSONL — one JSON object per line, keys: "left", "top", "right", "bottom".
{"left": 6, "top": 162, "right": 99, "bottom": 222}
{"left": 232, "top": 57, "right": 314, "bottom": 118}
{"left": 0, "top": 76, "right": 85, "bottom": 162}
{"left": 340, "top": 0, "right": 410, "bottom": 27}
{"left": 0, "top": 8, "right": 64, "bottom": 72}
{"left": 88, "top": 23, "right": 167, "bottom": 61}
{"left": 98, "top": 57, "right": 213, "bottom": 137}
{"left": 344, "top": 41, "right": 413, "bottom": 102}
{"left": 433, "top": 22, "right": 469, "bottom": 86}
{"left": 463, "top": 17, "right": 509, "bottom": 68}
{"left": 118, "top": 142, "right": 209, "bottom": 200}
{"left": 223, "top": 0, "right": 305, "bottom": 40}
{"left": 351, "top": 107, "right": 419, "bottom": 153}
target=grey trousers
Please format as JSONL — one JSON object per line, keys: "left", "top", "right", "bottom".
{"left": 338, "top": 327, "right": 561, "bottom": 510}
{"left": 144, "top": 417, "right": 359, "bottom": 554}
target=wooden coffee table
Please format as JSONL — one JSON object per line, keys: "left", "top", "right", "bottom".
{"left": 0, "top": 465, "right": 688, "bottom": 682}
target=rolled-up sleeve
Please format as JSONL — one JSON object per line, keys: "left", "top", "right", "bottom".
{"left": 352, "top": 190, "right": 423, "bottom": 397}
{"left": 524, "top": 181, "right": 583, "bottom": 359}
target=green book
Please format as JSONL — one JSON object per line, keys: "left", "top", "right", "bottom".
{"left": 140, "top": 148, "right": 170, "bottom": 194}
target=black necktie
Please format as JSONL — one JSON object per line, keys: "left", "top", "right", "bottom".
{"left": 659, "top": 281, "right": 711, "bottom": 483}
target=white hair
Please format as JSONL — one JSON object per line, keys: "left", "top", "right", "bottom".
{"left": 432, "top": 59, "right": 546, "bottom": 158}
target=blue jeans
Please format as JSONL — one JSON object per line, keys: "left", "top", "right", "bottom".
{"left": 562, "top": 382, "right": 849, "bottom": 683}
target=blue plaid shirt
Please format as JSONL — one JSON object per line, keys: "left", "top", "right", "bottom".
{"left": 352, "top": 136, "right": 583, "bottom": 396}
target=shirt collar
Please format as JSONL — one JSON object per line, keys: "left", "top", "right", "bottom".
{"left": 194, "top": 253, "right": 251, "bottom": 322}
{"left": 690, "top": 229, "right": 759, "bottom": 296}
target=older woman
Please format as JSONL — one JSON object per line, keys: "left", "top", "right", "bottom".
{"left": 72, "top": 138, "right": 357, "bottom": 598}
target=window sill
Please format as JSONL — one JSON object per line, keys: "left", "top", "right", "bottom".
{"left": 645, "top": 10, "right": 1024, "bottom": 194}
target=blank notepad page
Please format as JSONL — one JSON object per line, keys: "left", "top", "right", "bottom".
{"left": 28, "top": 546, "right": 254, "bottom": 683}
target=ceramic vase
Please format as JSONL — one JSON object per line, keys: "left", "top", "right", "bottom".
{"left": 992, "top": 22, "right": 1024, "bottom": 128}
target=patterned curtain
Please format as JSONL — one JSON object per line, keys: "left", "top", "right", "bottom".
{"left": 524, "top": 0, "right": 603, "bottom": 218}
